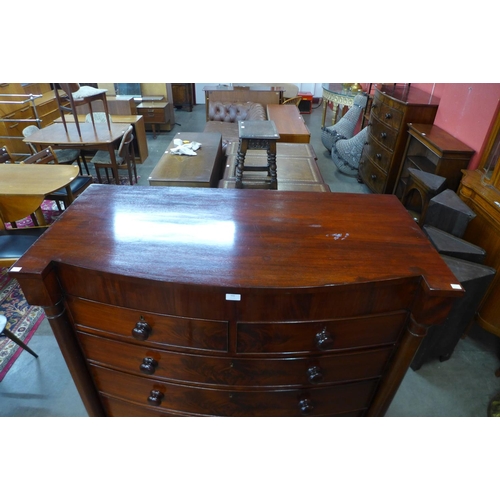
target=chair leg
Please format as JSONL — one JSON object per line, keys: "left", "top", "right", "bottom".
{"left": 95, "top": 165, "right": 103, "bottom": 184}
{"left": 2, "top": 327, "right": 38, "bottom": 358}
{"left": 81, "top": 155, "right": 89, "bottom": 175}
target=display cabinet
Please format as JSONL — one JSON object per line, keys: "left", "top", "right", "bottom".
{"left": 171, "top": 83, "right": 195, "bottom": 111}
{"left": 458, "top": 100, "right": 500, "bottom": 336}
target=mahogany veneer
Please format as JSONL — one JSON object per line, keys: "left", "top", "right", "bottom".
{"left": 11, "top": 185, "right": 463, "bottom": 417}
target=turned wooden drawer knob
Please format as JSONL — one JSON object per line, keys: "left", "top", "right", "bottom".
{"left": 376, "top": 153, "right": 382, "bottom": 160}
{"left": 299, "top": 398, "right": 314, "bottom": 415}
{"left": 132, "top": 316, "right": 152, "bottom": 340}
{"left": 147, "top": 389, "right": 164, "bottom": 406}
{"left": 315, "top": 328, "right": 334, "bottom": 350}
{"left": 371, "top": 174, "right": 377, "bottom": 180}
{"left": 307, "top": 366, "right": 323, "bottom": 384}
{"left": 385, "top": 113, "right": 392, "bottom": 119}
{"left": 380, "top": 132, "right": 387, "bottom": 139}
{"left": 140, "top": 357, "right": 158, "bottom": 374}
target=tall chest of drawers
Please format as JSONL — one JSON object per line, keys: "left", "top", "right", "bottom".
{"left": 359, "top": 85, "right": 439, "bottom": 194}
{"left": 12, "top": 186, "right": 462, "bottom": 417}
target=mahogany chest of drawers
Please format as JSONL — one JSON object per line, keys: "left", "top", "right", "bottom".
{"left": 359, "top": 85, "right": 439, "bottom": 194}
{"left": 12, "top": 185, "right": 462, "bottom": 416}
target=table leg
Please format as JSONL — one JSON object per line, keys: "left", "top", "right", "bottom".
{"left": 33, "top": 206, "right": 47, "bottom": 226}
{"left": 321, "top": 99, "right": 328, "bottom": 128}
{"left": 331, "top": 104, "right": 338, "bottom": 125}
{"left": 235, "top": 139, "right": 248, "bottom": 189}
{"left": 267, "top": 140, "right": 278, "bottom": 190}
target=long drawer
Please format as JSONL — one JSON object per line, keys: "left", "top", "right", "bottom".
{"left": 362, "top": 136, "right": 392, "bottom": 174}
{"left": 359, "top": 154, "right": 389, "bottom": 194}
{"left": 236, "top": 311, "right": 408, "bottom": 353}
{"left": 371, "top": 96, "right": 404, "bottom": 131}
{"left": 90, "top": 364, "right": 380, "bottom": 416}
{"left": 77, "top": 331, "right": 394, "bottom": 387}
{"left": 369, "top": 115, "right": 399, "bottom": 152}
{"left": 66, "top": 295, "right": 228, "bottom": 352}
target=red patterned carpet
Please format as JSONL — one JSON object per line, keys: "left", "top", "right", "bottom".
{"left": 0, "top": 267, "right": 44, "bottom": 381}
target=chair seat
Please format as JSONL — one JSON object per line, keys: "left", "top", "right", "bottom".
{"left": 72, "top": 86, "right": 107, "bottom": 99}
{"left": 54, "top": 148, "right": 80, "bottom": 164}
{"left": 0, "top": 228, "right": 47, "bottom": 260}
{"left": 49, "top": 176, "right": 92, "bottom": 196}
{"left": 91, "top": 150, "right": 123, "bottom": 165}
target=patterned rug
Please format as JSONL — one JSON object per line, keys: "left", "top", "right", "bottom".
{"left": 0, "top": 267, "right": 44, "bottom": 381}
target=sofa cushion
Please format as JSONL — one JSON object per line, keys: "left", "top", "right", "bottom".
{"left": 208, "top": 102, "right": 266, "bottom": 122}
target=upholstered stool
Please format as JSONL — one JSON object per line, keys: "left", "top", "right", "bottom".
{"left": 424, "top": 189, "right": 476, "bottom": 238}
{"left": 411, "top": 255, "right": 496, "bottom": 370}
{"left": 423, "top": 225, "right": 486, "bottom": 264}
{"left": 235, "top": 120, "right": 280, "bottom": 189}
{"left": 401, "top": 168, "right": 447, "bottom": 225}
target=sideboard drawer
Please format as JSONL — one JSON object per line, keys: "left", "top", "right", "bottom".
{"left": 90, "top": 364, "right": 380, "bottom": 416}
{"left": 67, "top": 295, "right": 228, "bottom": 352}
{"left": 359, "top": 154, "right": 389, "bottom": 194}
{"left": 78, "top": 332, "right": 394, "bottom": 387}
{"left": 236, "top": 311, "right": 408, "bottom": 354}
{"left": 362, "top": 138, "right": 392, "bottom": 173}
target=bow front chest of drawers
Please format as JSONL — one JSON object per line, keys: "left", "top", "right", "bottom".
{"left": 359, "top": 85, "right": 440, "bottom": 194}
{"left": 12, "top": 185, "right": 462, "bottom": 416}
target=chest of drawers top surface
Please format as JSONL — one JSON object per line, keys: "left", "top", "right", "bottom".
{"left": 14, "top": 185, "right": 460, "bottom": 297}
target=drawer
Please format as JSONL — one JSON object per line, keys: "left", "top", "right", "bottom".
{"left": 370, "top": 115, "right": 399, "bottom": 152}
{"left": 137, "top": 107, "right": 167, "bottom": 123}
{"left": 66, "top": 295, "right": 228, "bottom": 352}
{"left": 359, "top": 153, "right": 389, "bottom": 194}
{"left": 362, "top": 137, "right": 392, "bottom": 173}
{"left": 236, "top": 310, "right": 408, "bottom": 353}
{"left": 100, "top": 394, "right": 197, "bottom": 416}
{"left": 78, "top": 332, "right": 394, "bottom": 387}
{"left": 371, "top": 96, "right": 404, "bottom": 130}
{"left": 90, "top": 364, "right": 380, "bottom": 416}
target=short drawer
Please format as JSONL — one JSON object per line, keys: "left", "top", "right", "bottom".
{"left": 66, "top": 295, "right": 228, "bottom": 352}
{"left": 362, "top": 137, "right": 392, "bottom": 173}
{"left": 371, "top": 96, "right": 404, "bottom": 130}
{"left": 77, "top": 332, "right": 394, "bottom": 387}
{"left": 359, "top": 153, "right": 389, "bottom": 194}
{"left": 90, "top": 364, "right": 380, "bottom": 416}
{"left": 370, "top": 116, "right": 399, "bottom": 152}
{"left": 236, "top": 310, "right": 408, "bottom": 354}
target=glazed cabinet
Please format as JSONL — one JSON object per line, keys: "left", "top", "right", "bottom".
{"left": 359, "top": 84, "right": 439, "bottom": 194}
{"left": 458, "top": 100, "right": 500, "bottom": 336}
{"left": 12, "top": 186, "right": 462, "bottom": 417}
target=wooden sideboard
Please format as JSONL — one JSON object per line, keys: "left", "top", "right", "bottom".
{"left": 359, "top": 85, "right": 439, "bottom": 194}
{"left": 12, "top": 186, "right": 462, "bottom": 417}
{"left": 171, "top": 83, "right": 195, "bottom": 111}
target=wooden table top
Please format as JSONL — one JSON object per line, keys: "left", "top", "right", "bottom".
{"left": 0, "top": 164, "right": 79, "bottom": 195}
{"left": 148, "top": 132, "right": 222, "bottom": 187}
{"left": 266, "top": 104, "right": 311, "bottom": 143}
{"left": 13, "top": 184, "right": 464, "bottom": 299}
{"left": 24, "top": 122, "right": 129, "bottom": 147}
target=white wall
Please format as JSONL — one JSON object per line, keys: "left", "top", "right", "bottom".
{"left": 193, "top": 83, "right": 324, "bottom": 105}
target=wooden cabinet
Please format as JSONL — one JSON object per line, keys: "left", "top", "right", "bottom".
{"left": 171, "top": 83, "right": 195, "bottom": 111}
{"left": 136, "top": 101, "right": 171, "bottom": 137}
{"left": 395, "top": 123, "right": 474, "bottom": 198}
{"left": 12, "top": 186, "right": 462, "bottom": 417}
{"left": 458, "top": 101, "right": 500, "bottom": 337}
{"left": 359, "top": 85, "right": 439, "bottom": 194}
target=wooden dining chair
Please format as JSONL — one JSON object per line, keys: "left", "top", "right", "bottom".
{"left": 91, "top": 125, "right": 137, "bottom": 185}
{"left": 282, "top": 96, "right": 302, "bottom": 107}
{"left": 54, "top": 83, "right": 112, "bottom": 138}
{"left": 23, "top": 125, "right": 89, "bottom": 175}
{"left": 22, "top": 147, "right": 93, "bottom": 210}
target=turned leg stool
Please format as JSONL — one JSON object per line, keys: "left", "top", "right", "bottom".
{"left": 235, "top": 120, "right": 280, "bottom": 189}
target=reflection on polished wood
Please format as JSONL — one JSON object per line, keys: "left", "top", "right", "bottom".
{"left": 0, "top": 163, "right": 79, "bottom": 226}
{"left": 13, "top": 186, "right": 463, "bottom": 417}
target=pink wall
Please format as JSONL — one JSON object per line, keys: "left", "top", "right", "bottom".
{"left": 407, "top": 83, "right": 500, "bottom": 170}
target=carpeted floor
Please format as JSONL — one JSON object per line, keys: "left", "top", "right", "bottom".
{"left": 0, "top": 267, "right": 44, "bottom": 381}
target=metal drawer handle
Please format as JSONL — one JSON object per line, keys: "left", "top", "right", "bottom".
{"left": 147, "top": 389, "right": 164, "bottom": 406}
{"left": 140, "top": 357, "right": 158, "bottom": 374}
{"left": 315, "top": 328, "right": 334, "bottom": 350}
{"left": 371, "top": 174, "right": 377, "bottom": 180}
{"left": 376, "top": 153, "right": 382, "bottom": 160}
{"left": 299, "top": 398, "right": 314, "bottom": 415}
{"left": 307, "top": 366, "right": 323, "bottom": 384}
{"left": 132, "top": 316, "right": 152, "bottom": 341}
{"left": 380, "top": 132, "right": 387, "bottom": 139}
{"left": 385, "top": 113, "right": 392, "bottom": 119}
